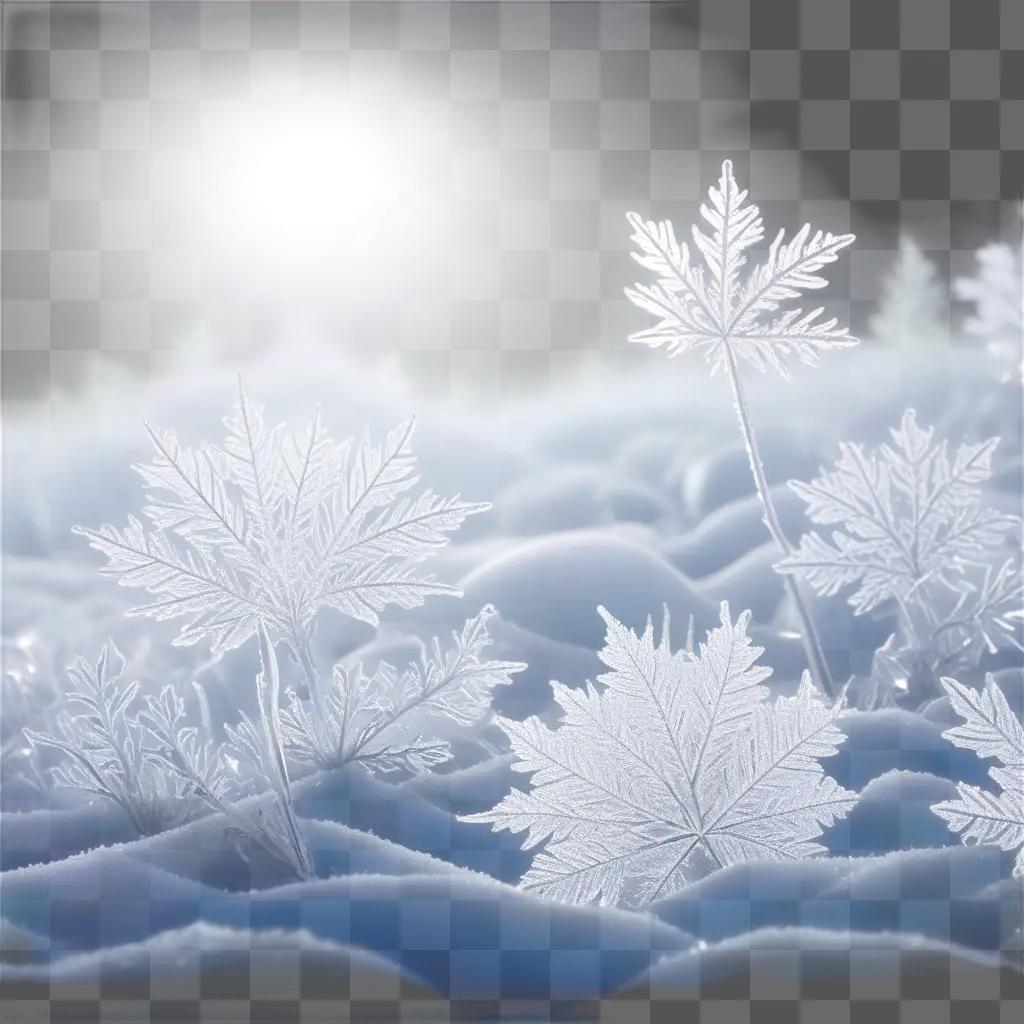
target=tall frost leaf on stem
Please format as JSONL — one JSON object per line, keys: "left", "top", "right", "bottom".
{"left": 778, "top": 411, "right": 1022, "bottom": 702}
{"left": 25, "top": 642, "right": 213, "bottom": 836}
{"left": 73, "top": 378, "right": 488, "bottom": 715}
{"left": 465, "top": 603, "right": 856, "bottom": 908}
{"left": 625, "top": 159, "right": 857, "bottom": 698}
{"left": 932, "top": 675, "right": 1024, "bottom": 878}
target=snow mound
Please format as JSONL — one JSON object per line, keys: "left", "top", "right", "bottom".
{"left": 461, "top": 529, "right": 717, "bottom": 649}
{"left": 460, "top": 529, "right": 809, "bottom": 686}
{"left": 620, "top": 927, "right": 1021, "bottom": 1006}
{"left": 662, "top": 485, "right": 805, "bottom": 578}
{"left": 824, "top": 769, "right": 958, "bottom": 855}
{"left": 0, "top": 922, "right": 443, "bottom": 1022}
{"left": 0, "top": 847, "right": 692, "bottom": 1001}
{"left": 1, "top": 804, "right": 137, "bottom": 872}
{"left": 683, "top": 435, "right": 820, "bottom": 520}
{"left": 694, "top": 542, "right": 785, "bottom": 623}
{"left": 650, "top": 846, "right": 1019, "bottom": 954}
{"left": 495, "top": 464, "right": 670, "bottom": 535}
{"left": 831, "top": 707, "right": 990, "bottom": 790}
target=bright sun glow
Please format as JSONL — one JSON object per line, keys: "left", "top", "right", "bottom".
{"left": 199, "top": 98, "right": 428, "bottom": 295}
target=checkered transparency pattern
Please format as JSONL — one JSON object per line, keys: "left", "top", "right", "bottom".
{"left": 2, "top": 3, "right": 1024, "bottom": 1019}
{"left": 2, "top": 831, "right": 1022, "bottom": 1022}
{"left": 603, "top": 945, "right": 1024, "bottom": 1024}
{"left": 4, "top": 0, "right": 1020, "bottom": 409}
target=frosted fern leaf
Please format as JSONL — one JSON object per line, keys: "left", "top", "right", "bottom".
{"left": 281, "top": 605, "right": 524, "bottom": 774}
{"left": 778, "top": 409, "right": 1021, "bottom": 619}
{"left": 932, "top": 675, "right": 1024, "bottom": 877}
{"left": 954, "top": 230, "right": 1024, "bottom": 380}
{"left": 141, "top": 684, "right": 236, "bottom": 807}
{"left": 870, "top": 237, "right": 947, "bottom": 349}
{"left": 74, "top": 378, "right": 487, "bottom": 657}
{"left": 465, "top": 603, "right": 856, "bottom": 908}
{"left": 625, "top": 159, "right": 856, "bottom": 379}
{"left": 25, "top": 642, "right": 211, "bottom": 835}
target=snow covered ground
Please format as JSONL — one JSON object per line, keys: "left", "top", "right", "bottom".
{"left": 1, "top": 339, "right": 1022, "bottom": 1018}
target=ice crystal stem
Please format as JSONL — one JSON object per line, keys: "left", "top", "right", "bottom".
{"left": 291, "top": 626, "right": 330, "bottom": 725}
{"left": 256, "top": 624, "right": 315, "bottom": 879}
{"left": 152, "top": 716, "right": 311, "bottom": 879}
{"left": 722, "top": 343, "right": 835, "bottom": 698}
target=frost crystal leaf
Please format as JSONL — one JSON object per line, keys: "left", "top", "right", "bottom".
{"left": 141, "top": 684, "right": 234, "bottom": 806}
{"left": 778, "top": 410, "right": 1021, "bottom": 616}
{"left": 870, "top": 237, "right": 947, "bottom": 349}
{"left": 954, "top": 229, "right": 1024, "bottom": 380}
{"left": 465, "top": 603, "right": 856, "bottom": 908}
{"left": 281, "top": 605, "right": 524, "bottom": 774}
{"left": 25, "top": 642, "right": 209, "bottom": 835}
{"left": 74, "top": 379, "right": 487, "bottom": 658}
{"left": 625, "top": 159, "right": 856, "bottom": 379}
{"left": 932, "top": 675, "right": 1024, "bottom": 878}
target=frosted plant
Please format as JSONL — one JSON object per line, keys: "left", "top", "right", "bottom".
{"left": 73, "top": 378, "right": 486, "bottom": 718}
{"left": 625, "top": 159, "right": 857, "bottom": 697}
{"left": 141, "top": 628, "right": 313, "bottom": 877}
{"left": 778, "top": 411, "right": 1022, "bottom": 703}
{"left": 932, "top": 675, "right": 1024, "bottom": 878}
{"left": 141, "top": 685, "right": 234, "bottom": 813}
{"left": 955, "top": 211, "right": 1024, "bottom": 382}
{"left": 282, "top": 605, "right": 523, "bottom": 774}
{"left": 20, "top": 643, "right": 294, "bottom": 861}
{"left": 870, "top": 237, "right": 948, "bottom": 349}
{"left": 25, "top": 642, "right": 212, "bottom": 835}
{"left": 72, "top": 382, "right": 512, "bottom": 868}
{"left": 780, "top": 411, "right": 1017, "bottom": 612}
{"left": 466, "top": 603, "right": 856, "bottom": 908}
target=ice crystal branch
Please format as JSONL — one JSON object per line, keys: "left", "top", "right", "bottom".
{"left": 780, "top": 411, "right": 1017, "bottom": 612}
{"left": 25, "top": 642, "right": 211, "bottom": 835}
{"left": 132, "top": 628, "right": 315, "bottom": 879}
{"left": 779, "top": 411, "right": 1022, "bottom": 702}
{"left": 140, "top": 685, "right": 234, "bottom": 810}
{"left": 466, "top": 604, "right": 856, "bottom": 908}
{"left": 932, "top": 675, "right": 1024, "bottom": 877}
{"left": 24, "top": 640, "right": 309, "bottom": 873}
{"left": 281, "top": 605, "right": 524, "bottom": 774}
{"left": 625, "top": 159, "right": 857, "bottom": 698}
